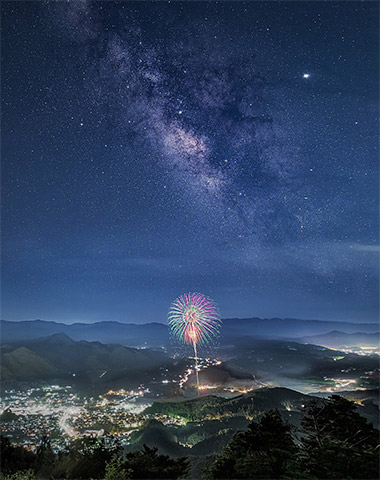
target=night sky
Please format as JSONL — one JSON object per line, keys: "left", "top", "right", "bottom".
{"left": 2, "top": 1, "right": 379, "bottom": 324}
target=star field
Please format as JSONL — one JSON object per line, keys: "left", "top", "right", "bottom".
{"left": 2, "top": 1, "right": 378, "bottom": 323}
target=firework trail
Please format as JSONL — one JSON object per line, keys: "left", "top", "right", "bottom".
{"left": 168, "top": 293, "right": 221, "bottom": 393}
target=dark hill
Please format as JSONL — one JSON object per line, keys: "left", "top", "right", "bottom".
{"left": 36, "top": 333, "right": 76, "bottom": 345}
{"left": 27, "top": 334, "right": 169, "bottom": 373}
{"left": 128, "top": 420, "right": 189, "bottom": 457}
{"left": 1, "top": 346, "right": 57, "bottom": 378}
{"left": 0, "top": 408, "right": 19, "bottom": 422}
{"left": 0, "top": 334, "right": 171, "bottom": 388}
{"left": 145, "top": 387, "right": 311, "bottom": 422}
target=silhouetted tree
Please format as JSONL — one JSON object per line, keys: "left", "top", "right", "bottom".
{"left": 50, "top": 436, "right": 121, "bottom": 479}
{"left": 122, "top": 444, "right": 189, "bottom": 479}
{"left": 0, "top": 471, "right": 35, "bottom": 480}
{"left": 34, "top": 435, "right": 55, "bottom": 475}
{"left": 103, "top": 457, "right": 132, "bottom": 480}
{"left": 300, "top": 395, "right": 380, "bottom": 479}
{"left": 0, "top": 436, "right": 36, "bottom": 476}
{"left": 209, "top": 410, "right": 297, "bottom": 479}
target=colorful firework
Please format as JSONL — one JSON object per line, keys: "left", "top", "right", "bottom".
{"left": 168, "top": 292, "right": 221, "bottom": 393}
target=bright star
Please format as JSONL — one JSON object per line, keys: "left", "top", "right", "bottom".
{"left": 303, "top": 73, "right": 310, "bottom": 79}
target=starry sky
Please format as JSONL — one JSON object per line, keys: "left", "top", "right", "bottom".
{"left": 2, "top": 1, "right": 379, "bottom": 324}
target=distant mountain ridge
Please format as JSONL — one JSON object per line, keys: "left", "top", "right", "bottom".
{"left": 222, "top": 317, "right": 379, "bottom": 339}
{"left": 299, "top": 330, "right": 379, "bottom": 348}
{"left": 1, "top": 319, "right": 168, "bottom": 346}
{"left": 1, "top": 318, "right": 378, "bottom": 346}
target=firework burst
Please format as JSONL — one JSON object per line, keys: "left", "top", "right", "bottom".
{"left": 168, "top": 292, "right": 221, "bottom": 393}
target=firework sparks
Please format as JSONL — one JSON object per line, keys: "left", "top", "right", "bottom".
{"left": 168, "top": 293, "right": 221, "bottom": 393}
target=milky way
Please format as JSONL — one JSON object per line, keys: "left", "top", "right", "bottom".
{"left": 2, "top": 1, "right": 378, "bottom": 322}
{"left": 51, "top": 0, "right": 304, "bottom": 241}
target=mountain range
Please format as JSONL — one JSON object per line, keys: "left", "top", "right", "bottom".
{"left": 0, "top": 333, "right": 171, "bottom": 390}
{"left": 2, "top": 318, "right": 378, "bottom": 395}
{"left": 1, "top": 318, "right": 378, "bottom": 347}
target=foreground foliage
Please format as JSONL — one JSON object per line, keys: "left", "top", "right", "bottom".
{"left": 299, "top": 395, "right": 379, "bottom": 479}
{"left": 208, "top": 396, "right": 379, "bottom": 479}
{"left": 208, "top": 410, "right": 297, "bottom": 479}
{"left": 0, "top": 437, "right": 189, "bottom": 480}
